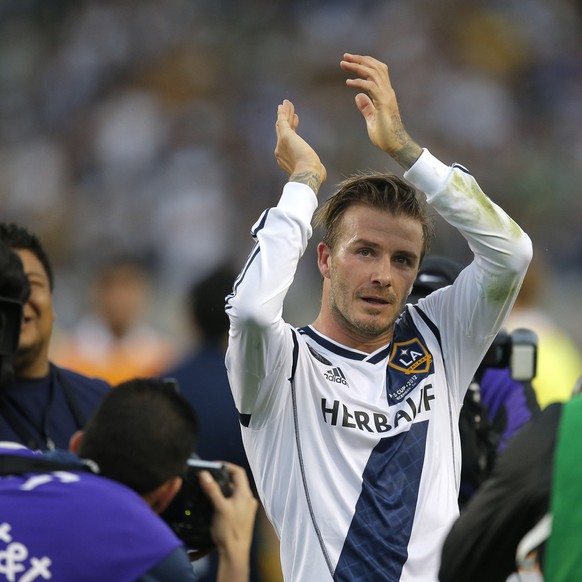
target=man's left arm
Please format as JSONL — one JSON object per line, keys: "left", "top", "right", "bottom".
{"left": 340, "top": 51, "right": 532, "bottom": 287}
{"left": 341, "top": 53, "right": 532, "bottom": 397}
{"left": 406, "top": 154, "right": 532, "bottom": 390}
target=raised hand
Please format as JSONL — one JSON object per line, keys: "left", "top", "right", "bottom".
{"left": 274, "top": 99, "right": 327, "bottom": 193}
{"left": 340, "top": 53, "right": 422, "bottom": 169}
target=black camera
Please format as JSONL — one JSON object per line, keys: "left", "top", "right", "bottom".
{"left": 160, "top": 455, "right": 233, "bottom": 551}
{"left": 479, "top": 328, "right": 537, "bottom": 382}
{"left": 0, "top": 241, "right": 30, "bottom": 385}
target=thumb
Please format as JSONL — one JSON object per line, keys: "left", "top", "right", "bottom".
{"left": 198, "top": 470, "right": 224, "bottom": 508}
{"left": 355, "top": 93, "right": 374, "bottom": 121}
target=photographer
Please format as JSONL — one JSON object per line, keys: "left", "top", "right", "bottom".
{"left": 162, "top": 264, "right": 271, "bottom": 582}
{"left": 0, "top": 378, "right": 258, "bottom": 582}
{"left": 439, "top": 398, "right": 581, "bottom": 582}
{"left": 0, "top": 222, "right": 110, "bottom": 450}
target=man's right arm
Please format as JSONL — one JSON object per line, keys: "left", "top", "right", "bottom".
{"left": 225, "top": 100, "right": 326, "bottom": 421}
{"left": 274, "top": 99, "right": 327, "bottom": 192}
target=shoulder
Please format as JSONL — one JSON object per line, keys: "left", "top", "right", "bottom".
{"left": 166, "top": 345, "right": 224, "bottom": 377}
{"left": 496, "top": 402, "right": 562, "bottom": 480}
{"left": 135, "top": 547, "right": 197, "bottom": 582}
{"left": 74, "top": 474, "right": 180, "bottom": 541}
{"left": 53, "top": 365, "right": 111, "bottom": 391}
{"left": 480, "top": 366, "right": 518, "bottom": 395}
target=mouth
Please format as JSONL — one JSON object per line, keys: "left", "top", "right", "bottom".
{"left": 360, "top": 296, "right": 391, "bottom": 307}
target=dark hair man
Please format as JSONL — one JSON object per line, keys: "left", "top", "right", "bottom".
{"left": 0, "top": 222, "right": 110, "bottom": 450}
{"left": 225, "top": 53, "right": 532, "bottom": 581}
{"left": 0, "top": 377, "right": 258, "bottom": 582}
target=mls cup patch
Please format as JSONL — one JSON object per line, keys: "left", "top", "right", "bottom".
{"left": 388, "top": 338, "right": 432, "bottom": 375}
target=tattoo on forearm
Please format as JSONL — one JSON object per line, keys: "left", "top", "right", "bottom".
{"left": 289, "top": 171, "right": 323, "bottom": 193}
{"left": 392, "top": 138, "right": 422, "bottom": 170}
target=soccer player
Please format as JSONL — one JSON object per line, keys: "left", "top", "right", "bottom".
{"left": 225, "top": 53, "right": 532, "bottom": 581}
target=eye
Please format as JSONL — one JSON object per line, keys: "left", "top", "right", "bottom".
{"left": 394, "top": 255, "right": 412, "bottom": 266}
{"left": 27, "top": 275, "right": 48, "bottom": 289}
{"left": 358, "top": 248, "right": 373, "bottom": 257}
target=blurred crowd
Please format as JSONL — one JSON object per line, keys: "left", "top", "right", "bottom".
{"left": 1, "top": 0, "right": 582, "bottom": 343}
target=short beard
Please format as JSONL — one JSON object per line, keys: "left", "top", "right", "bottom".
{"left": 13, "top": 344, "right": 43, "bottom": 376}
{"left": 329, "top": 296, "right": 397, "bottom": 340}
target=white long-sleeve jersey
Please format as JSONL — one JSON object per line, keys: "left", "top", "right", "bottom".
{"left": 225, "top": 149, "right": 532, "bottom": 582}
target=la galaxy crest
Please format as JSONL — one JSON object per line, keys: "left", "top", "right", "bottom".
{"left": 388, "top": 338, "right": 432, "bottom": 375}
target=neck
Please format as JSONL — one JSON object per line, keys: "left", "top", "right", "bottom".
{"left": 312, "top": 313, "right": 393, "bottom": 354}
{"left": 15, "top": 356, "right": 51, "bottom": 380}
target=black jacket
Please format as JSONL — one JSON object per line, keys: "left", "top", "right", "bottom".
{"left": 439, "top": 403, "right": 562, "bottom": 582}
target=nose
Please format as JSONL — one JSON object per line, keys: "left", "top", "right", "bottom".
{"left": 22, "top": 302, "right": 33, "bottom": 318}
{"left": 371, "top": 258, "right": 391, "bottom": 286}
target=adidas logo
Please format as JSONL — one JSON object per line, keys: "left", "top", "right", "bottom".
{"left": 324, "top": 367, "right": 349, "bottom": 386}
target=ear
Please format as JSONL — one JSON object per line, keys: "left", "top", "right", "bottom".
{"left": 317, "top": 242, "right": 332, "bottom": 279}
{"left": 69, "top": 430, "right": 84, "bottom": 453}
{"left": 143, "top": 476, "right": 183, "bottom": 515}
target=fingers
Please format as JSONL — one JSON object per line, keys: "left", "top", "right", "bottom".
{"left": 340, "top": 53, "right": 391, "bottom": 97}
{"left": 275, "top": 100, "right": 288, "bottom": 141}
{"left": 274, "top": 99, "right": 325, "bottom": 184}
{"left": 224, "top": 462, "right": 249, "bottom": 490}
{"left": 340, "top": 53, "right": 387, "bottom": 75}
{"left": 354, "top": 93, "right": 373, "bottom": 117}
{"left": 223, "top": 462, "right": 256, "bottom": 506}
{"left": 198, "top": 463, "right": 255, "bottom": 507}
{"left": 198, "top": 469, "right": 225, "bottom": 509}
{"left": 275, "top": 98, "right": 299, "bottom": 164}
{"left": 207, "top": 463, "right": 258, "bottom": 569}
{"left": 276, "top": 99, "right": 298, "bottom": 133}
